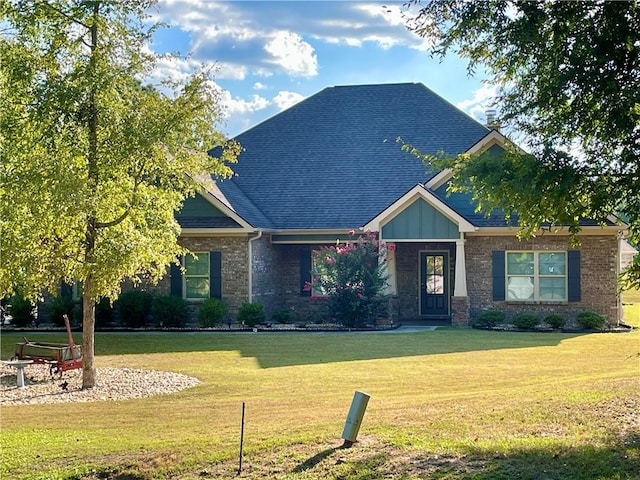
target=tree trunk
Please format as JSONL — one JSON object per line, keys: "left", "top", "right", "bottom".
{"left": 81, "top": 1, "right": 100, "bottom": 390}
{"left": 81, "top": 277, "right": 97, "bottom": 389}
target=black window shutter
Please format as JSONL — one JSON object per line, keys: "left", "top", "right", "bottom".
{"left": 170, "top": 259, "right": 183, "bottom": 297}
{"left": 209, "top": 251, "right": 222, "bottom": 299}
{"left": 567, "top": 250, "right": 581, "bottom": 302}
{"left": 300, "top": 249, "right": 312, "bottom": 296}
{"left": 60, "top": 281, "right": 73, "bottom": 297}
{"left": 492, "top": 250, "right": 506, "bottom": 301}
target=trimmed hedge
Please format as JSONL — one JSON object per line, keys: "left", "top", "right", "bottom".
{"left": 198, "top": 298, "right": 227, "bottom": 327}
{"left": 474, "top": 310, "right": 505, "bottom": 328}
{"left": 576, "top": 311, "right": 606, "bottom": 330}
{"left": 544, "top": 313, "right": 566, "bottom": 329}
{"left": 238, "top": 302, "right": 265, "bottom": 327}
{"left": 512, "top": 314, "right": 540, "bottom": 329}
{"left": 152, "top": 295, "right": 189, "bottom": 328}
{"left": 116, "top": 290, "right": 152, "bottom": 328}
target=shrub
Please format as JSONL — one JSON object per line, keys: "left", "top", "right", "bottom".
{"left": 9, "top": 293, "right": 35, "bottom": 327}
{"left": 95, "top": 297, "right": 113, "bottom": 327}
{"left": 49, "top": 295, "right": 76, "bottom": 327}
{"left": 152, "top": 295, "right": 189, "bottom": 328}
{"left": 238, "top": 302, "right": 265, "bottom": 327}
{"left": 576, "top": 311, "right": 606, "bottom": 330}
{"left": 198, "top": 298, "right": 227, "bottom": 327}
{"left": 116, "top": 290, "right": 152, "bottom": 328}
{"left": 474, "top": 310, "right": 505, "bottom": 328}
{"left": 544, "top": 313, "right": 566, "bottom": 329}
{"left": 512, "top": 314, "right": 540, "bottom": 329}
{"left": 271, "top": 306, "right": 295, "bottom": 324}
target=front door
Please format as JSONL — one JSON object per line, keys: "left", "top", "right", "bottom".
{"left": 420, "top": 251, "right": 450, "bottom": 317}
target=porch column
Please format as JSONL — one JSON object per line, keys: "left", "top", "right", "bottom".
{"left": 381, "top": 243, "right": 397, "bottom": 295}
{"left": 454, "top": 236, "right": 467, "bottom": 297}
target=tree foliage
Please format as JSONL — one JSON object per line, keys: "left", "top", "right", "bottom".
{"left": 0, "top": 0, "right": 239, "bottom": 387}
{"left": 405, "top": 0, "right": 640, "bottom": 286}
{"left": 312, "top": 231, "right": 389, "bottom": 328}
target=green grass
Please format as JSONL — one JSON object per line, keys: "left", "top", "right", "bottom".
{"left": 622, "top": 288, "right": 640, "bottom": 327}
{"left": 1, "top": 327, "right": 639, "bottom": 479}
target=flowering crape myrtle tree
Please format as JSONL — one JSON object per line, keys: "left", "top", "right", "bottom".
{"left": 311, "top": 230, "right": 391, "bottom": 328}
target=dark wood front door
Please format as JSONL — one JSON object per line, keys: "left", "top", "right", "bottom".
{"left": 420, "top": 251, "right": 450, "bottom": 317}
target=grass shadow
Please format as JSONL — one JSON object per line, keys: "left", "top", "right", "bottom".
{"left": 1, "top": 329, "right": 591, "bottom": 369}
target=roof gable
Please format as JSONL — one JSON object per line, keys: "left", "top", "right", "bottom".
{"left": 365, "top": 184, "right": 476, "bottom": 236}
{"left": 176, "top": 190, "right": 254, "bottom": 232}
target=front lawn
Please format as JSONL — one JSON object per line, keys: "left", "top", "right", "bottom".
{"left": 1, "top": 327, "right": 638, "bottom": 479}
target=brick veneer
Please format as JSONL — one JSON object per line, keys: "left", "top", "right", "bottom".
{"left": 176, "top": 235, "right": 250, "bottom": 319}
{"left": 120, "top": 232, "right": 620, "bottom": 327}
{"left": 465, "top": 234, "right": 620, "bottom": 325}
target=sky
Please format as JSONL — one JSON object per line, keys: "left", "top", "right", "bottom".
{"left": 146, "top": 0, "right": 496, "bottom": 138}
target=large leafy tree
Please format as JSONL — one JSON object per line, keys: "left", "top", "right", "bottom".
{"left": 0, "top": 0, "right": 239, "bottom": 388}
{"left": 404, "top": 0, "right": 640, "bottom": 286}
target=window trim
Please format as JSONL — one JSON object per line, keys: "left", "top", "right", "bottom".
{"left": 505, "top": 250, "right": 568, "bottom": 302}
{"left": 183, "top": 252, "right": 211, "bottom": 300}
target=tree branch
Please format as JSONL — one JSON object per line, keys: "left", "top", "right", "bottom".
{"left": 36, "top": 0, "right": 92, "bottom": 30}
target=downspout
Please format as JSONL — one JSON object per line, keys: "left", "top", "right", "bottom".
{"left": 248, "top": 231, "right": 263, "bottom": 303}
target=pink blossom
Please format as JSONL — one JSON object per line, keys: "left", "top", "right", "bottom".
{"left": 388, "top": 243, "right": 396, "bottom": 252}
{"left": 303, "top": 281, "right": 312, "bottom": 292}
{"left": 348, "top": 229, "right": 356, "bottom": 236}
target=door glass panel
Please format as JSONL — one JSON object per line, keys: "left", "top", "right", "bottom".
{"left": 426, "top": 255, "right": 444, "bottom": 294}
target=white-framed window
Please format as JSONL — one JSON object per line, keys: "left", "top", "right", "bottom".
{"left": 184, "top": 252, "right": 210, "bottom": 300}
{"left": 506, "top": 251, "right": 567, "bottom": 301}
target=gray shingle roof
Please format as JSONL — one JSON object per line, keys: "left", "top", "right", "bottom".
{"left": 217, "top": 83, "right": 490, "bottom": 230}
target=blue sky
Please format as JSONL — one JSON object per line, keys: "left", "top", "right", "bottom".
{"left": 147, "top": 0, "right": 496, "bottom": 138}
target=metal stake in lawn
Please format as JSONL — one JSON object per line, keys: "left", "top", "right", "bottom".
{"left": 237, "top": 401, "right": 245, "bottom": 475}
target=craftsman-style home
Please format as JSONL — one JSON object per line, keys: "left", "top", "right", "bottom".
{"left": 162, "top": 83, "right": 625, "bottom": 326}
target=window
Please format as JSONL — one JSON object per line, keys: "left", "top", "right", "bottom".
{"left": 184, "top": 252, "right": 210, "bottom": 299}
{"left": 506, "top": 251, "right": 566, "bottom": 301}
{"left": 425, "top": 254, "right": 445, "bottom": 294}
{"left": 311, "top": 249, "right": 329, "bottom": 296}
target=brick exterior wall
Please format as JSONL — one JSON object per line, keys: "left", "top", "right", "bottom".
{"left": 250, "top": 234, "right": 279, "bottom": 314}
{"left": 176, "top": 235, "right": 251, "bottom": 321}
{"left": 465, "top": 234, "right": 620, "bottom": 325}
{"left": 266, "top": 242, "right": 330, "bottom": 323}
{"left": 96, "top": 232, "right": 620, "bottom": 328}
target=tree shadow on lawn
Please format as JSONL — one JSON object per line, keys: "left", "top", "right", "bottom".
{"left": 1, "top": 329, "right": 588, "bottom": 369}
{"left": 290, "top": 433, "right": 640, "bottom": 480}
{"left": 229, "top": 329, "right": 587, "bottom": 368}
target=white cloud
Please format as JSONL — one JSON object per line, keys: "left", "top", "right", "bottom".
{"left": 253, "top": 82, "right": 267, "bottom": 90}
{"left": 457, "top": 84, "right": 499, "bottom": 123}
{"left": 220, "top": 90, "right": 270, "bottom": 116}
{"left": 273, "top": 91, "right": 305, "bottom": 111}
{"left": 264, "top": 31, "right": 318, "bottom": 77}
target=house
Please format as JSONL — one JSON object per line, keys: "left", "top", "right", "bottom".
{"left": 165, "top": 83, "right": 624, "bottom": 326}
